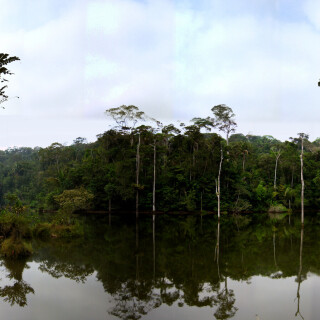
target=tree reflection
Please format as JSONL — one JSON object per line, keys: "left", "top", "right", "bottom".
{"left": 213, "top": 277, "right": 237, "bottom": 319}
{"left": 38, "top": 260, "right": 93, "bottom": 283}
{"left": 213, "top": 221, "right": 238, "bottom": 319}
{"left": 0, "top": 258, "right": 34, "bottom": 307}
{"left": 108, "top": 219, "right": 162, "bottom": 319}
{"left": 108, "top": 280, "right": 161, "bottom": 320}
{"left": 295, "top": 226, "right": 304, "bottom": 320}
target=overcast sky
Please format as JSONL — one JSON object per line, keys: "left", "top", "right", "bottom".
{"left": 1, "top": 0, "right": 320, "bottom": 148}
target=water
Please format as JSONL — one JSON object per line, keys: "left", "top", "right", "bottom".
{"left": 0, "top": 213, "right": 318, "bottom": 319}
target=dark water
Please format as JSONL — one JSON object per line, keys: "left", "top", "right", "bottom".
{"left": 0, "top": 213, "right": 319, "bottom": 320}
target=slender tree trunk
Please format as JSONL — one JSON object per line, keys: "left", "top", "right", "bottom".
{"left": 216, "top": 146, "right": 223, "bottom": 220}
{"left": 136, "top": 133, "right": 141, "bottom": 219}
{"left": 300, "top": 140, "right": 304, "bottom": 226}
{"left": 274, "top": 153, "right": 281, "bottom": 189}
{"left": 153, "top": 141, "right": 156, "bottom": 213}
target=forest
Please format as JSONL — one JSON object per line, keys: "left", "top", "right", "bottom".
{"left": 0, "top": 104, "right": 316, "bottom": 217}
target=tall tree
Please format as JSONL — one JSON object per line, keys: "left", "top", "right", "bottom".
{"left": 105, "top": 105, "right": 147, "bottom": 218}
{"left": 211, "top": 104, "right": 237, "bottom": 146}
{"left": 271, "top": 145, "right": 282, "bottom": 190}
{"left": 0, "top": 53, "right": 20, "bottom": 105}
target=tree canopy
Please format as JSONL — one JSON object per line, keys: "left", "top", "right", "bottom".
{"left": 0, "top": 53, "right": 20, "bottom": 105}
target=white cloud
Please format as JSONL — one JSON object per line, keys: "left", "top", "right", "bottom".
{"left": 304, "top": 0, "right": 320, "bottom": 30}
{"left": 0, "top": 0, "right": 320, "bottom": 147}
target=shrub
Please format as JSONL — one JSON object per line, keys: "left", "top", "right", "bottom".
{"left": 54, "top": 187, "right": 94, "bottom": 214}
{"left": 1, "top": 236, "right": 32, "bottom": 258}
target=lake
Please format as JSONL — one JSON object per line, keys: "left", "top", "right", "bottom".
{"left": 0, "top": 212, "right": 318, "bottom": 320}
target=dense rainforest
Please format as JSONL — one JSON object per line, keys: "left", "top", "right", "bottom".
{"left": 0, "top": 104, "right": 317, "bottom": 216}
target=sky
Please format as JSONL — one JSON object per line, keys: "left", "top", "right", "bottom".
{"left": 1, "top": 0, "right": 320, "bottom": 148}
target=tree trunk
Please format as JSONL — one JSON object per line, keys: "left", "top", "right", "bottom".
{"left": 153, "top": 141, "right": 156, "bottom": 213}
{"left": 136, "top": 133, "right": 141, "bottom": 219}
{"left": 300, "top": 140, "right": 304, "bottom": 226}
{"left": 216, "top": 146, "right": 223, "bottom": 220}
{"left": 274, "top": 153, "right": 280, "bottom": 189}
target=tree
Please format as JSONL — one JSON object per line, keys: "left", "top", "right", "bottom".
{"left": 0, "top": 53, "right": 20, "bottom": 106}
{"left": 216, "top": 144, "right": 224, "bottom": 220}
{"left": 105, "top": 105, "right": 146, "bottom": 135}
{"left": 106, "top": 105, "right": 147, "bottom": 218}
{"left": 211, "top": 105, "right": 237, "bottom": 146}
{"left": 54, "top": 187, "right": 94, "bottom": 215}
{"left": 297, "top": 133, "right": 309, "bottom": 226}
{"left": 271, "top": 145, "right": 282, "bottom": 190}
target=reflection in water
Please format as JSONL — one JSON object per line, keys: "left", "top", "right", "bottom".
{"left": 213, "top": 277, "right": 237, "bottom": 320}
{"left": 214, "top": 221, "right": 238, "bottom": 319}
{"left": 295, "top": 226, "right": 304, "bottom": 319}
{"left": 0, "top": 214, "right": 318, "bottom": 319}
{"left": 107, "top": 217, "right": 162, "bottom": 320}
{"left": 153, "top": 214, "right": 155, "bottom": 280}
{"left": 0, "top": 258, "right": 34, "bottom": 307}
{"left": 215, "top": 220, "right": 220, "bottom": 280}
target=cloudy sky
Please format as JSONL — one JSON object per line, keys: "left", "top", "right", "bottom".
{"left": 1, "top": 0, "right": 320, "bottom": 148}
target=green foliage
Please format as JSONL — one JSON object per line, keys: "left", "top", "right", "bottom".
{"left": 1, "top": 236, "right": 32, "bottom": 258}
{"left": 54, "top": 187, "right": 94, "bottom": 214}
{"left": 255, "top": 182, "right": 268, "bottom": 201}
{"left": 268, "top": 204, "right": 287, "bottom": 213}
{"left": 0, "top": 53, "right": 20, "bottom": 105}
{"left": 0, "top": 104, "right": 318, "bottom": 215}
{"left": 4, "top": 193, "right": 25, "bottom": 215}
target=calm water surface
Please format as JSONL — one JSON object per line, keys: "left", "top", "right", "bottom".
{"left": 0, "top": 213, "right": 319, "bottom": 320}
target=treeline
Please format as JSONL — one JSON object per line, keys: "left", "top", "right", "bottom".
{"left": 0, "top": 105, "right": 319, "bottom": 213}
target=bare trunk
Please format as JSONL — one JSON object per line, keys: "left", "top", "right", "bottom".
{"left": 153, "top": 142, "right": 156, "bottom": 213}
{"left": 300, "top": 140, "right": 304, "bottom": 226}
{"left": 274, "top": 153, "right": 280, "bottom": 189}
{"left": 216, "top": 146, "right": 223, "bottom": 220}
{"left": 136, "top": 133, "right": 141, "bottom": 219}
